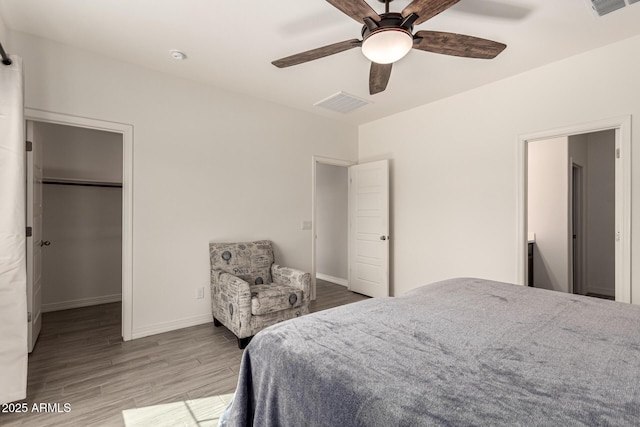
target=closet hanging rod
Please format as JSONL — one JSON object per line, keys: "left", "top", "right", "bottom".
{"left": 43, "top": 180, "right": 122, "bottom": 188}
{"left": 0, "top": 42, "right": 12, "bottom": 66}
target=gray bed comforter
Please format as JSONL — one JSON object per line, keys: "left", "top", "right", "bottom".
{"left": 219, "top": 278, "right": 640, "bottom": 426}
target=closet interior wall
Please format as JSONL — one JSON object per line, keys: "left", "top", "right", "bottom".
{"left": 35, "top": 121, "right": 124, "bottom": 312}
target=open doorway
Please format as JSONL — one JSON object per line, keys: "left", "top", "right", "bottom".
{"left": 26, "top": 120, "right": 123, "bottom": 352}
{"left": 25, "top": 109, "right": 133, "bottom": 343}
{"left": 40, "top": 122, "right": 123, "bottom": 308}
{"left": 527, "top": 131, "right": 614, "bottom": 299}
{"left": 311, "top": 156, "right": 354, "bottom": 301}
{"left": 518, "top": 116, "right": 631, "bottom": 303}
{"left": 315, "top": 163, "right": 349, "bottom": 286}
{"left": 311, "top": 156, "right": 390, "bottom": 301}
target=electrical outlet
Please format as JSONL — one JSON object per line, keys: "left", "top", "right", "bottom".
{"left": 196, "top": 287, "right": 204, "bottom": 299}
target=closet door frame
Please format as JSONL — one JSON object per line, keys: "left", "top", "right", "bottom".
{"left": 26, "top": 109, "right": 134, "bottom": 341}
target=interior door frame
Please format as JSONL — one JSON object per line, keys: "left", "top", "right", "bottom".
{"left": 311, "top": 156, "right": 356, "bottom": 300}
{"left": 516, "top": 115, "right": 631, "bottom": 303}
{"left": 570, "top": 160, "right": 585, "bottom": 296}
{"left": 26, "top": 108, "right": 134, "bottom": 341}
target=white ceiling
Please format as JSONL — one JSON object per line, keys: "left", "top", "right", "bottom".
{"left": 1, "top": 0, "right": 640, "bottom": 125}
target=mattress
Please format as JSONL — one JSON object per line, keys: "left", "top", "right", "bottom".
{"left": 220, "top": 277, "right": 640, "bottom": 426}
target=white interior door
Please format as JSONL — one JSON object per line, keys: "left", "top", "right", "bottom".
{"left": 26, "top": 121, "right": 43, "bottom": 352}
{"left": 348, "top": 160, "right": 389, "bottom": 298}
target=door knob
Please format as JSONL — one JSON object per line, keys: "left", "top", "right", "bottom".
{"left": 380, "top": 236, "right": 387, "bottom": 241}
{"left": 41, "top": 240, "right": 51, "bottom": 247}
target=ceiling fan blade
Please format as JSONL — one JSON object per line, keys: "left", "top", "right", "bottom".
{"left": 413, "top": 31, "right": 506, "bottom": 59}
{"left": 326, "top": 0, "right": 380, "bottom": 24}
{"left": 369, "top": 62, "right": 392, "bottom": 95}
{"left": 402, "top": 0, "right": 461, "bottom": 25}
{"left": 272, "top": 39, "right": 362, "bottom": 68}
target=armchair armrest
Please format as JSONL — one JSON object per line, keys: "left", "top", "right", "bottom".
{"left": 211, "top": 269, "right": 252, "bottom": 310}
{"left": 271, "top": 264, "right": 311, "bottom": 295}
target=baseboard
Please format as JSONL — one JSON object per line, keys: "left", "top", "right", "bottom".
{"left": 316, "top": 273, "right": 348, "bottom": 287}
{"left": 42, "top": 294, "right": 122, "bottom": 313}
{"left": 132, "top": 313, "right": 213, "bottom": 340}
{"left": 587, "top": 286, "right": 615, "bottom": 298}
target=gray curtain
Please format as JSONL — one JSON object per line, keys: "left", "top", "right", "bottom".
{"left": 0, "top": 55, "right": 27, "bottom": 404}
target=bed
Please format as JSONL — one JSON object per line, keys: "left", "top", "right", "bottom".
{"left": 219, "top": 278, "right": 640, "bottom": 426}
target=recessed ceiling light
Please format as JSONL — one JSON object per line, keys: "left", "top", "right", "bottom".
{"left": 170, "top": 50, "right": 187, "bottom": 60}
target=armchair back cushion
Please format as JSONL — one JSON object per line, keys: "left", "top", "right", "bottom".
{"left": 210, "top": 240, "right": 273, "bottom": 285}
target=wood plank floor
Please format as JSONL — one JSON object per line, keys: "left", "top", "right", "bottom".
{"left": 0, "top": 280, "right": 368, "bottom": 426}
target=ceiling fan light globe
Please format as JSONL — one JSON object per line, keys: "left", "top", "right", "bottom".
{"left": 362, "top": 28, "right": 413, "bottom": 64}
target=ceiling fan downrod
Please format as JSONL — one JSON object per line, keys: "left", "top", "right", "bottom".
{"left": 375, "top": 0, "right": 393, "bottom": 13}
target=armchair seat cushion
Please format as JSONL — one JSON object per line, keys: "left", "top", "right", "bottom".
{"left": 250, "top": 284, "right": 303, "bottom": 316}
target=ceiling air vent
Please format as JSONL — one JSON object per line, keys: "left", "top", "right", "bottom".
{"left": 314, "top": 91, "right": 372, "bottom": 114}
{"left": 586, "top": 0, "right": 638, "bottom": 16}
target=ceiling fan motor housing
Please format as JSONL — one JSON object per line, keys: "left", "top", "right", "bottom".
{"left": 360, "top": 13, "right": 414, "bottom": 41}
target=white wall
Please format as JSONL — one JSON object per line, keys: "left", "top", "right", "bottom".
{"left": 0, "top": 11, "right": 8, "bottom": 49}
{"left": 316, "top": 163, "right": 348, "bottom": 283}
{"left": 527, "top": 137, "right": 569, "bottom": 293}
{"left": 585, "top": 130, "right": 615, "bottom": 296}
{"left": 42, "top": 184, "right": 122, "bottom": 311}
{"left": 569, "top": 134, "right": 588, "bottom": 167}
{"left": 359, "top": 34, "right": 640, "bottom": 302}
{"left": 40, "top": 122, "right": 123, "bottom": 183}
{"left": 569, "top": 133, "right": 588, "bottom": 295}
{"left": 10, "top": 31, "right": 358, "bottom": 338}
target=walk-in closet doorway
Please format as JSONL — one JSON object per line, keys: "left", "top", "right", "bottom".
{"left": 25, "top": 110, "right": 133, "bottom": 350}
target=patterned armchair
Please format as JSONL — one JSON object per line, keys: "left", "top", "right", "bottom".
{"left": 209, "top": 240, "right": 311, "bottom": 349}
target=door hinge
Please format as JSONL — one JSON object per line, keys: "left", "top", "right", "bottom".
{"left": 26, "top": 140, "right": 32, "bottom": 152}
{"left": 616, "top": 231, "right": 621, "bottom": 242}
{"left": 616, "top": 148, "right": 621, "bottom": 159}
{"left": 27, "top": 312, "right": 32, "bottom": 322}
{"left": 26, "top": 226, "right": 32, "bottom": 237}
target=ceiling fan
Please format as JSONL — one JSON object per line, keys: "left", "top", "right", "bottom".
{"left": 272, "top": 0, "right": 507, "bottom": 95}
